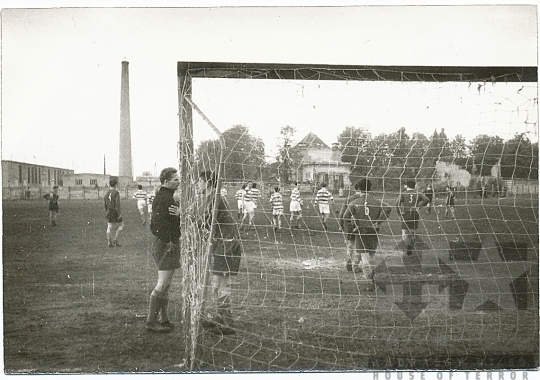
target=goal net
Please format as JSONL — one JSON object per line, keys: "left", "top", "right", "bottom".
{"left": 177, "top": 63, "right": 538, "bottom": 371}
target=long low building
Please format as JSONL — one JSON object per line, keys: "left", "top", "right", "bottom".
{"left": 2, "top": 160, "right": 73, "bottom": 188}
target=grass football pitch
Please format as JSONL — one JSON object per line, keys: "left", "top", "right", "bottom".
{"left": 3, "top": 193, "right": 539, "bottom": 372}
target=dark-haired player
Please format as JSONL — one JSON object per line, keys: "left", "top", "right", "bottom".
{"left": 396, "top": 180, "right": 430, "bottom": 255}
{"left": 339, "top": 179, "right": 391, "bottom": 285}
{"left": 104, "top": 177, "right": 124, "bottom": 247}
{"left": 198, "top": 171, "right": 242, "bottom": 334}
{"left": 133, "top": 184, "right": 148, "bottom": 225}
{"left": 444, "top": 186, "right": 456, "bottom": 219}
{"left": 146, "top": 167, "right": 181, "bottom": 333}
{"left": 270, "top": 187, "right": 284, "bottom": 231}
{"left": 315, "top": 182, "right": 334, "bottom": 231}
{"left": 424, "top": 184, "right": 434, "bottom": 214}
{"left": 43, "top": 185, "right": 60, "bottom": 226}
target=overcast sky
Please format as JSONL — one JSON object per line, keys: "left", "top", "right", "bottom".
{"left": 1, "top": 3, "right": 537, "bottom": 176}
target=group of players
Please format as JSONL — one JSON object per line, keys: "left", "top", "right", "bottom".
{"left": 230, "top": 179, "right": 456, "bottom": 289}
{"left": 233, "top": 181, "right": 337, "bottom": 233}
{"left": 42, "top": 173, "right": 458, "bottom": 334}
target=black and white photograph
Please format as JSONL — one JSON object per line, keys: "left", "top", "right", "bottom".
{"left": 1, "top": 2, "right": 538, "bottom": 376}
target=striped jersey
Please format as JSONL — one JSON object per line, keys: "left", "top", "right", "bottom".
{"left": 315, "top": 187, "right": 334, "bottom": 205}
{"left": 235, "top": 189, "right": 246, "bottom": 201}
{"left": 269, "top": 192, "right": 284, "bottom": 211}
{"left": 290, "top": 187, "right": 301, "bottom": 202}
{"left": 243, "top": 189, "right": 253, "bottom": 202}
{"left": 133, "top": 189, "right": 148, "bottom": 202}
{"left": 250, "top": 188, "right": 261, "bottom": 205}
{"left": 147, "top": 192, "right": 155, "bottom": 205}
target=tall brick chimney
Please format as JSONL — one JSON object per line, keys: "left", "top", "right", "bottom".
{"left": 119, "top": 61, "right": 133, "bottom": 183}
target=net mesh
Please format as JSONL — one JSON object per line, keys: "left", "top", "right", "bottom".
{"left": 178, "top": 65, "right": 538, "bottom": 371}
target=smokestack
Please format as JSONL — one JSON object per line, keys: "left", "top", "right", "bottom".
{"left": 119, "top": 61, "right": 133, "bottom": 181}
{"left": 103, "top": 154, "right": 106, "bottom": 175}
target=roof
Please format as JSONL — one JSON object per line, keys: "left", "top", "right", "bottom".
{"left": 294, "top": 132, "right": 330, "bottom": 150}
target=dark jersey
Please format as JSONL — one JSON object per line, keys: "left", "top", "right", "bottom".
{"left": 396, "top": 190, "right": 429, "bottom": 212}
{"left": 44, "top": 192, "right": 59, "bottom": 211}
{"left": 342, "top": 195, "right": 392, "bottom": 232}
{"left": 150, "top": 187, "right": 180, "bottom": 243}
{"left": 424, "top": 188, "right": 434, "bottom": 201}
{"left": 104, "top": 189, "right": 121, "bottom": 212}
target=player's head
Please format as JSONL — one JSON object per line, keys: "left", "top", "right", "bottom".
{"left": 320, "top": 182, "right": 327, "bottom": 188}
{"left": 137, "top": 184, "right": 143, "bottom": 190}
{"left": 109, "top": 177, "right": 118, "bottom": 188}
{"left": 159, "top": 167, "right": 178, "bottom": 184}
{"left": 199, "top": 170, "right": 217, "bottom": 191}
{"left": 354, "top": 179, "right": 371, "bottom": 192}
{"left": 293, "top": 181, "right": 298, "bottom": 187}
{"left": 252, "top": 183, "right": 257, "bottom": 189}
{"left": 52, "top": 185, "right": 58, "bottom": 190}
{"left": 159, "top": 167, "right": 180, "bottom": 190}
{"left": 406, "top": 180, "right": 416, "bottom": 189}
{"left": 274, "top": 187, "right": 280, "bottom": 193}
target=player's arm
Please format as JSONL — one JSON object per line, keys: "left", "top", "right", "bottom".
{"left": 378, "top": 200, "right": 392, "bottom": 224}
{"left": 417, "top": 193, "right": 430, "bottom": 207}
{"left": 395, "top": 194, "right": 404, "bottom": 215}
{"left": 341, "top": 206, "right": 355, "bottom": 232}
{"left": 337, "top": 201, "right": 348, "bottom": 230}
{"left": 116, "top": 193, "right": 122, "bottom": 217}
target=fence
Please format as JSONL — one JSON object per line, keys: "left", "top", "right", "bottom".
{"left": 2, "top": 185, "right": 156, "bottom": 201}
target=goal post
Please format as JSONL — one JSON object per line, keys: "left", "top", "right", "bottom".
{"left": 176, "top": 61, "right": 538, "bottom": 371}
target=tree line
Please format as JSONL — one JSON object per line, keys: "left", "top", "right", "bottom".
{"left": 194, "top": 124, "right": 538, "bottom": 185}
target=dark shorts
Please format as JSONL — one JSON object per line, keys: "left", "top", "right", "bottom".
{"left": 354, "top": 228, "right": 379, "bottom": 252}
{"left": 107, "top": 209, "right": 123, "bottom": 223}
{"left": 49, "top": 204, "right": 59, "bottom": 212}
{"left": 401, "top": 210, "right": 419, "bottom": 230}
{"left": 152, "top": 236, "right": 181, "bottom": 271}
{"left": 211, "top": 238, "right": 242, "bottom": 276}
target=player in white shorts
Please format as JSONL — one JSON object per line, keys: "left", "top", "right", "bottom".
{"left": 289, "top": 182, "right": 303, "bottom": 229}
{"left": 235, "top": 184, "right": 247, "bottom": 221}
{"left": 269, "top": 187, "right": 284, "bottom": 231}
{"left": 314, "top": 182, "right": 334, "bottom": 231}
{"left": 240, "top": 182, "right": 255, "bottom": 230}
{"left": 133, "top": 184, "right": 149, "bottom": 225}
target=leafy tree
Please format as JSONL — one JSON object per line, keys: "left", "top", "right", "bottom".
{"left": 501, "top": 133, "right": 538, "bottom": 179}
{"left": 470, "top": 134, "right": 505, "bottom": 176}
{"left": 275, "top": 125, "right": 297, "bottom": 183}
{"left": 337, "top": 126, "right": 373, "bottom": 176}
{"left": 195, "top": 125, "right": 266, "bottom": 182}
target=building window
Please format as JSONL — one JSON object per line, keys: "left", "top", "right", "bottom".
{"left": 75, "top": 179, "right": 83, "bottom": 185}
{"left": 90, "top": 179, "right": 97, "bottom": 185}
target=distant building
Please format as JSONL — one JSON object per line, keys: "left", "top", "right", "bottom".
{"left": 62, "top": 173, "right": 111, "bottom": 188}
{"left": 135, "top": 175, "right": 160, "bottom": 188}
{"left": 2, "top": 160, "right": 73, "bottom": 187}
{"left": 291, "top": 132, "right": 351, "bottom": 190}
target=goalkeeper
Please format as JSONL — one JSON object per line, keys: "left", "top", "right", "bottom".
{"left": 198, "top": 170, "right": 242, "bottom": 335}
{"left": 339, "top": 179, "right": 391, "bottom": 286}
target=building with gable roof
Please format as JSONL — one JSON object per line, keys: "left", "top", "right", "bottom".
{"left": 291, "top": 132, "right": 351, "bottom": 190}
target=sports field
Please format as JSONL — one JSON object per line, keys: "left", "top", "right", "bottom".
{"left": 3, "top": 192, "right": 539, "bottom": 372}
